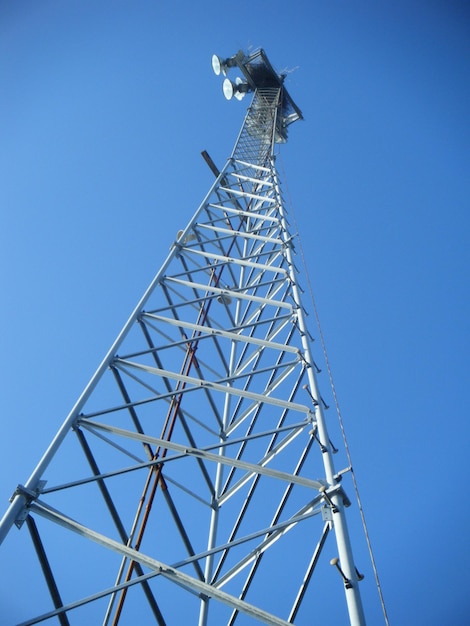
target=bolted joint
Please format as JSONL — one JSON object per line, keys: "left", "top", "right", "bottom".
{"left": 10, "top": 482, "right": 46, "bottom": 529}
{"left": 11, "top": 482, "right": 46, "bottom": 504}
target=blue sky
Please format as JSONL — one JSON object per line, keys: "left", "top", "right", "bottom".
{"left": 0, "top": 1, "right": 469, "bottom": 624}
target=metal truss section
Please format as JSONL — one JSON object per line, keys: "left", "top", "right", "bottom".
{"left": 0, "top": 50, "right": 365, "bottom": 625}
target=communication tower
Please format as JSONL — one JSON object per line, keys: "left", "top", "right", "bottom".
{"left": 0, "top": 49, "right": 370, "bottom": 625}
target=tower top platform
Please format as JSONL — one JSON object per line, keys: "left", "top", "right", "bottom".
{"left": 212, "top": 48, "right": 303, "bottom": 142}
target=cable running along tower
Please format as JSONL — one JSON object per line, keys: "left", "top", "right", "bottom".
{"left": 0, "top": 50, "right": 366, "bottom": 625}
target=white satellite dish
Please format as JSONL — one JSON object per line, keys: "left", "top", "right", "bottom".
{"left": 234, "top": 77, "right": 247, "bottom": 101}
{"left": 212, "top": 52, "right": 241, "bottom": 76}
{"left": 212, "top": 54, "right": 224, "bottom": 76}
{"left": 223, "top": 77, "right": 249, "bottom": 101}
{"left": 223, "top": 77, "right": 235, "bottom": 100}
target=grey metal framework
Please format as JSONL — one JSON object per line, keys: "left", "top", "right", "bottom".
{"left": 0, "top": 50, "right": 365, "bottom": 625}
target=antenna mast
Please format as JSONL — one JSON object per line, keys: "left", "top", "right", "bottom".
{"left": 0, "top": 48, "right": 365, "bottom": 625}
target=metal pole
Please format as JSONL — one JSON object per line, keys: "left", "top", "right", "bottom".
{"left": 0, "top": 161, "right": 233, "bottom": 546}
{"left": 272, "top": 162, "right": 366, "bottom": 625}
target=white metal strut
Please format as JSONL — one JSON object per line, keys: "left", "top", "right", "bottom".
{"left": 0, "top": 49, "right": 365, "bottom": 625}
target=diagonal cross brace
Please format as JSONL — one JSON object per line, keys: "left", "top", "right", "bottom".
{"left": 30, "top": 499, "right": 292, "bottom": 626}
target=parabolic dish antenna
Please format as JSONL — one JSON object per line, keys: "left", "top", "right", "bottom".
{"left": 223, "top": 77, "right": 248, "bottom": 101}
{"left": 212, "top": 54, "right": 223, "bottom": 76}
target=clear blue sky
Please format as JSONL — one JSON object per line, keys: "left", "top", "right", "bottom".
{"left": 1, "top": 1, "right": 469, "bottom": 624}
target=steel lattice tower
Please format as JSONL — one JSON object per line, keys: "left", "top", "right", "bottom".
{"left": 0, "top": 50, "right": 366, "bottom": 625}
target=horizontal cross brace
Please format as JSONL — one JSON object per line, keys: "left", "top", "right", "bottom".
{"left": 233, "top": 159, "right": 272, "bottom": 173}
{"left": 218, "top": 186, "right": 276, "bottom": 204}
{"left": 182, "top": 247, "right": 287, "bottom": 275}
{"left": 80, "top": 420, "right": 323, "bottom": 491}
{"left": 140, "top": 313, "right": 299, "bottom": 355}
{"left": 206, "top": 203, "right": 280, "bottom": 222}
{"left": 228, "top": 172, "right": 274, "bottom": 187}
{"left": 114, "top": 359, "right": 310, "bottom": 415}
{"left": 197, "top": 223, "right": 282, "bottom": 246}
{"left": 42, "top": 419, "right": 311, "bottom": 496}
{"left": 164, "top": 277, "right": 292, "bottom": 311}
